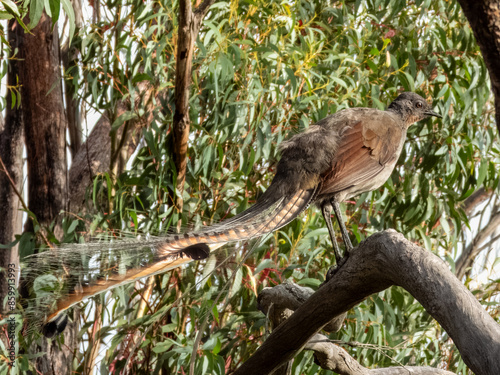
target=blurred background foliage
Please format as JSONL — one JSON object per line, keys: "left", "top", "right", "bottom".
{"left": 7, "top": 0, "right": 500, "bottom": 373}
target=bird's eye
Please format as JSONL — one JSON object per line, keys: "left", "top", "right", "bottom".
{"left": 416, "top": 102, "right": 423, "bottom": 108}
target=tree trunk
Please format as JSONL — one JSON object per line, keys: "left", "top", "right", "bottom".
{"left": 172, "top": 0, "right": 195, "bottom": 216}
{"left": 62, "top": 44, "right": 83, "bottom": 159}
{"left": 0, "top": 20, "right": 24, "bottom": 313}
{"left": 457, "top": 0, "right": 500, "bottom": 134}
{"left": 18, "top": 12, "right": 76, "bottom": 374}
{"left": 20, "top": 13, "right": 68, "bottom": 233}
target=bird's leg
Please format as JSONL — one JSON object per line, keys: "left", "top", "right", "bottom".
{"left": 321, "top": 202, "right": 343, "bottom": 264}
{"left": 332, "top": 199, "right": 353, "bottom": 252}
{"left": 323, "top": 200, "right": 353, "bottom": 284}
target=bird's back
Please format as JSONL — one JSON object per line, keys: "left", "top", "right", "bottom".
{"left": 273, "top": 107, "right": 405, "bottom": 204}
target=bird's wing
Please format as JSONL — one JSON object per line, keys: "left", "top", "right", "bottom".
{"left": 319, "top": 118, "right": 404, "bottom": 196}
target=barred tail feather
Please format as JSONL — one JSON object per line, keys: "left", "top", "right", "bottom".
{"left": 156, "top": 186, "right": 318, "bottom": 254}
{"left": 44, "top": 244, "right": 212, "bottom": 324}
{"left": 24, "top": 186, "right": 318, "bottom": 336}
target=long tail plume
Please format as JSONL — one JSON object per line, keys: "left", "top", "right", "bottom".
{"left": 22, "top": 186, "right": 318, "bottom": 336}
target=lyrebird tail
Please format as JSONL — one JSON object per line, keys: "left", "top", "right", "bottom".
{"left": 23, "top": 185, "right": 318, "bottom": 336}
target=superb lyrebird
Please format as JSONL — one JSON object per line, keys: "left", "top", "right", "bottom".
{"left": 30, "top": 91, "right": 441, "bottom": 337}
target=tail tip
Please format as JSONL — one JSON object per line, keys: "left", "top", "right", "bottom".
{"left": 41, "top": 314, "right": 68, "bottom": 338}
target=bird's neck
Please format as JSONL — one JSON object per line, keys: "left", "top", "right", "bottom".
{"left": 386, "top": 104, "right": 414, "bottom": 127}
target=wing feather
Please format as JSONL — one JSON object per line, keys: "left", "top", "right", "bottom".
{"left": 319, "top": 118, "right": 403, "bottom": 197}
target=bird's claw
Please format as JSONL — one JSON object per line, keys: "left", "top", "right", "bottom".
{"left": 322, "top": 254, "right": 349, "bottom": 286}
{"left": 324, "top": 265, "right": 338, "bottom": 283}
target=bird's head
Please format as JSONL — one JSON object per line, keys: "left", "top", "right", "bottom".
{"left": 388, "top": 92, "right": 442, "bottom": 127}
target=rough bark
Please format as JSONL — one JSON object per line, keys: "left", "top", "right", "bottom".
{"left": 457, "top": 0, "right": 500, "bottom": 134}
{"left": 172, "top": 0, "right": 215, "bottom": 216}
{"left": 306, "top": 333, "right": 456, "bottom": 374}
{"left": 235, "top": 230, "right": 500, "bottom": 375}
{"left": 0, "top": 20, "right": 24, "bottom": 313}
{"left": 258, "top": 285, "right": 455, "bottom": 375}
{"left": 62, "top": 44, "right": 83, "bottom": 159}
{"left": 20, "top": 12, "right": 68, "bottom": 233}
{"left": 257, "top": 284, "right": 345, "bottom": 375}
{"left": 18, "top": 12, "right": 77, "bottom": 374}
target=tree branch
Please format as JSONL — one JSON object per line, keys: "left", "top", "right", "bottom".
{"left": 172, "top": 0, "right": 215, "bottom": 218}
{"left": 257, "top": 283, "right": 346, "bottom": 334}
{"left": 258, "top": 284, "right": 456, "bottom": 375}
{"left": 68, "top": 81, "right": 155, "bottom": 212}
{"left": 194, "top": 0, "right": 215, "bottom": 24}
{"left": 234, "top": 230, "right": 500, "bottom": 375}
{"left": 462, "top": 187, "right": 492, "bottom": 217}
{"left": 306, "top": 333, "right": 456, "bottom": 375}
{"left": 455, "top": 209, "right": 500, "bottom": 279}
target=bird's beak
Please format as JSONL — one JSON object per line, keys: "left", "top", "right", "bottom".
{"left": 425, "top": 110, "right": 442, "bottom": 118}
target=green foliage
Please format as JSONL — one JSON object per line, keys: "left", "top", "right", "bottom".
{"left": 19, "top": 0, "right": 500, "bottom": 373}
{"left": 0, "top": 0, "right": 28, "bottom": 31}
{"left": 0, "top": 0, "right": 75, "bottom": 113}
{"left": 24, "top": 0, "right": 75, "bottom": 37}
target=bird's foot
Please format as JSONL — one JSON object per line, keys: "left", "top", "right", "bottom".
{"left": 322, "top": 254, "right": 349, "bottom": 286}
{"left": 324, "top": 265, "right": 338, "bottom": 284}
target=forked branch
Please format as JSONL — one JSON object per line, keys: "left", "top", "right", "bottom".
{"left": 235, "top": 230, "right": 500, "bottom": 375}
{"left": 257, "top": 284, "right": 455, "bottom": 375}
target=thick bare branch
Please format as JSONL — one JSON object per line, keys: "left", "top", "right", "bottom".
{"left": 257, "top": 284, "right": 346, "bottom": 375}
{"left": 257, "top": 283, "right": 346, "bottom": 334}
{"left": 462, "top": 187, "right": 492, "bottom": 217}
{"left": 306, "top": 333, "right": 455, "bottom": 375}
{"left": 258, "top": 284, "right": 455, "bottom": 375}
{"left": 234, "top": 230, "right": 500, "bottom": 375}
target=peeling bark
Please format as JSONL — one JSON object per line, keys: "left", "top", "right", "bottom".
{"left": 235, "top": 230, "right": 500, "bottom": 375}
